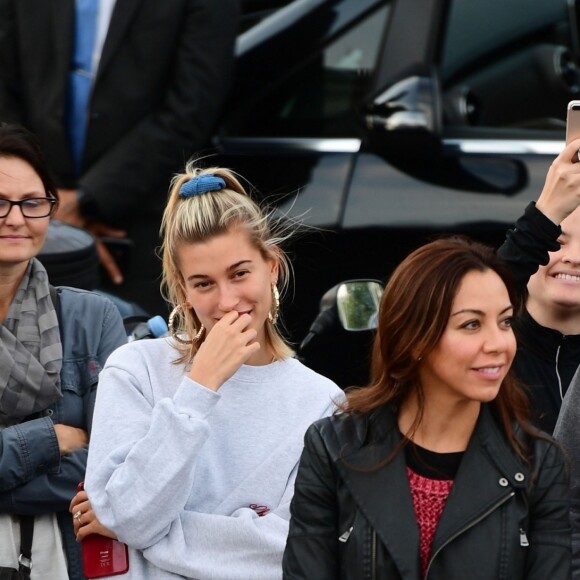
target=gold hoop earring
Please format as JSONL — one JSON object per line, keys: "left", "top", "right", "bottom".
{"left": 268, "top": 284, "right": 280, "bottom": 325}
{"left": 168, "top": 304, "right": 204, "bottom": 345}
{"left": 192, "top": 325, "right": 205, "bottom": 343}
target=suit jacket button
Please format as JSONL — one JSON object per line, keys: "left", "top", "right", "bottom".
{"left": 498, "top": 477, "right": 509, "bottom": 486}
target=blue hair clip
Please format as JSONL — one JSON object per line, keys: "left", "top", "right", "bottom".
{"left": 179, "top": 174, "right": 226, "bottom": 198}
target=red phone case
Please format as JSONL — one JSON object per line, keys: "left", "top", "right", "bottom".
{"left": 82, "top": 534, "right": 129, "bottom": 578}
{"left": 76, "top": 482, "right": 129, "bottom": 578}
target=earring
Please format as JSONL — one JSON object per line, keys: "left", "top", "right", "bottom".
{"left": 168, "top": 304, "right": 204, "bottom": 345}
{"left": 268, "top": 284, "right": 280, "bottom": 325}
{"left": 192, "top": 325, "right": 205, "bottom": 343}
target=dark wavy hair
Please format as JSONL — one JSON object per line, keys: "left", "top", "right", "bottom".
{"left": 343, "top": 236, "right": 535, "bottom": 459}
{"left": 0, "top": 122, "right": 58, "bottom": 201}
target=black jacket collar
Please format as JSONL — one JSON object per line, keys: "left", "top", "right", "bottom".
{"left": 331, "top": 405, "right": 529, "bottom": 577}
{"left": 516, "top": 308, "right": 580, "bottom": 361}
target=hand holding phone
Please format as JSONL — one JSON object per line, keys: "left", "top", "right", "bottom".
{"left": 566, "top": 100, "right": 580, "bottom": 145}
{"left": 534, "top": 106, "right": 580, "bottom": 224}
{"left": 75, "top": 482, "right": 129, "bottom": 578}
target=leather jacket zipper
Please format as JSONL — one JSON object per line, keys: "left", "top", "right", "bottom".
{"left": 555, "top": 344, "right": 564, "bottom": 401}
{"left": 424, "top": 491, "right": 515, "bottom": 579}
{"left": 338, "top": 525, "right": 377, "bottom": 579}
{"left": 339, "top": 526, "right": 353, "bottom": 542}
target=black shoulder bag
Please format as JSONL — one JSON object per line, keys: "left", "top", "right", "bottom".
{"left": 0, "top": 515, "right": 33, "bottom": 579}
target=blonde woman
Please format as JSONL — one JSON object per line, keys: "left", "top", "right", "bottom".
{"left": 71, "top": 164, "right": 342, "bottom": 579}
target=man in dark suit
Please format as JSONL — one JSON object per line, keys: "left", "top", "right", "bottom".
{"left": 0, "top": 0, "right": 239, "bottom": 315}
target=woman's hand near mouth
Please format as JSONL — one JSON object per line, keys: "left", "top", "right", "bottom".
{"left": 187, "top": 310, "right": 260, "bottom": 391}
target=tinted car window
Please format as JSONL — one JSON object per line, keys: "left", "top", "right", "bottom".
{"left": 228, "top": 3, "right": 389, "bottom": 137}
{"left": 440, "top": 0, "right": 575, "bottom": 130}
{"left": 240, "top": 0, "right": 294, "bottom": 32}
{"left": 442, "top": 1, "right": 567, "bottom": 79}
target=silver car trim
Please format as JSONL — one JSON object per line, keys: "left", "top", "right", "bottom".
{"left": 219, "top": 136, "right": 564, "bottom": 155}
{"left": 218, "top": 137, "right": 362, "bottom": 153}
{"left": 443, "top": 138, "right": 564, "bottom": 155}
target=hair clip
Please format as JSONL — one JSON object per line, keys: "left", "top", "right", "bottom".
{"left": 179, "top": 174, "right": 226, "bottom": 198}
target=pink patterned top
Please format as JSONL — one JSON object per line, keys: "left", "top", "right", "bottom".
{"left": 406, "top": 466, "right": 454, "bottom": 578}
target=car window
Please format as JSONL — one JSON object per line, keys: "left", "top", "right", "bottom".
{"left": 441, "top": 1, "right": 568, "bottom": 80}
{"left": 240, "top": 0, "right": 293, "bottom": 33}
{"left": 227, "top": 3, "right": 389, "bottom": 138}
{"left": 440, "top": 0, "right": 575, "bottom": 132}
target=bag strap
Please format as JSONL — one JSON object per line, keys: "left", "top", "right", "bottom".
{"left": 18, "top": 515, "right": 34, "bottom": 578}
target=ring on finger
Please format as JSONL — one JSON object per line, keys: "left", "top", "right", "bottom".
{"left": 74, "top": 510, "right": 82, "bottom": 522}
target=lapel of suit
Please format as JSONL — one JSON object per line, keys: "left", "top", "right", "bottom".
{"left": 96, "top": 0, "right": 142, "bottom": 79}
{"left": 49, "top": 0, "right": 75, "bottom": 83}
{"left": 431, "top": 406, "right": 529, "bottom": 556}
{"left": 335, "top": 407, "right": 421, "bottom": 578}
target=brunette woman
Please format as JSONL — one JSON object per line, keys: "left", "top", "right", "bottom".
{"left": 0, "top": 122, "right": 126, "bottom": 579}
{"left": 283, "top": 237, "right": 571, "bottom": 579}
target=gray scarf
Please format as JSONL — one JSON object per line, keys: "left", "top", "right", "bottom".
{"left": 0, "top": 258, "right": 62, "bottom": 426}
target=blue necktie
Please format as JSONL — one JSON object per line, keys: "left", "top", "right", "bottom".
{"left": 67, "top": 0, "right": 99, "bottom": 175}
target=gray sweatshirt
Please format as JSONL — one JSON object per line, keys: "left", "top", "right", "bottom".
{"left": 85, "top": 337, "right": 342, "bottom": 579}
{"left": 554, "top": 369, "right": 580, "bottom": 579}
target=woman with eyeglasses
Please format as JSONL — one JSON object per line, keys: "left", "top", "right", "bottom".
{"left": 0, "top": 123, "right": 126, "bottom": 579}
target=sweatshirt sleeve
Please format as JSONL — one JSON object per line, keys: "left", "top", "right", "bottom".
{"left": 554, "top": 370, "right": 580, "bottom": 579}
{"left": 141, "top": 471, "right": 296, "bottom": 579}
{"left": 85, "top": 355, "right": 221, "bottom": 549}
{"left": 497, "top": 202, "right": 561, "bottom": 295}
{"left": 139, "top": 404, "right": 339, "bottom": 579}
{"left": 138, "top": 394, "right": 340, "bottom": 579}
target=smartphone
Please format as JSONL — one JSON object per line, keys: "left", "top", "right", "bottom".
{"left": 566, "top": 100, "right": 580, "bottom": 144}
{"left": 76, "top": 482, "right": 129, "bottom": 578}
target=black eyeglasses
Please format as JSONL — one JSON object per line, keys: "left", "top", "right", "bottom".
{"left": 0, "top": 197, "right": 57, "bottom": 218}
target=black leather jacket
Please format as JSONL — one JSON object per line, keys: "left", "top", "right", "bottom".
{"left": 283, "top": 405, "right": 571, "bottom": 579}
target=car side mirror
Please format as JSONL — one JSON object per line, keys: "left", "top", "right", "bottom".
{"left": 336, "top": 280, "right": 383, "bottom": 331}
{"left": 364, "top": 75, "right": 442, "bottom": 157}
{"left": 363, "top": 75, "right": 529, "bottom": 195}
{"left": 299, "top": 279, "right": 383, "bottom": 352}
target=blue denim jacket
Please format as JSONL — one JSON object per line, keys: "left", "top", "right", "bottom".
{"left": 0, "top": 287, "right": 127, "bottom": 579}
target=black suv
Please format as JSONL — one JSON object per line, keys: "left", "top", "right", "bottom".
{"left": 216, "top": 0, "right": 578, "bottom": 380}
